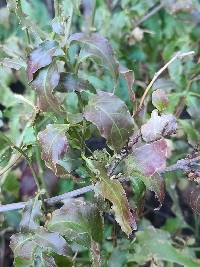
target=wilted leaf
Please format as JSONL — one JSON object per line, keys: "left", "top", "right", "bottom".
{"left": 47, "top": 199, "right": 103, "bottom": 248}
{"left": 119, "top": 65, "right": 135, "bottom": 102}
{"left": 132, "top": 139, "right": 168, "bottom": 176}
{"left": 31, "top": 62, "right": 63, "bottom": 114}
{"left": 141, "top": 110, "right": 177, "bottom": 142}
{"left": 84, "top": 91, "right": 134, "bottom": 151}
{"left": 20, "top": 197, "right": 42, "bottom": 232}
{"left": 27, "top": 40, "right": 63, "bottom": 81}
{"left": 37, "top": 124, "right": 69, "bottom": 176}
{"left": 152, "top": 89, "right": 169, "bottom": 111}
{"left": 128, "top": 226, "right": 200, "bottom": 267}
{"left": 185, "top": 185, "right": 200, "bottom": 214}
{"left": 68, "top": 33, "right": 119, "bottom": 82}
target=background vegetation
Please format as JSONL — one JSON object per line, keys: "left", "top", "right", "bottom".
{"left": 0, "top": 0, "right": 200, "bottom": 266}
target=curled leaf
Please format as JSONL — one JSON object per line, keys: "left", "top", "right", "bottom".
{"left": 68, "top": 32, "right": 119, "bottom": 82}
{"left": 37, "top": 124, "right": 69, "bottom": 176}
{"left": 27, "top": 40, "right": 63, "bottom": 81}
{"left": 84, "top": 91, "right": 134, "bottom": 151}
{"left": 141, "top": 110, "right": 177, "bottom": 142}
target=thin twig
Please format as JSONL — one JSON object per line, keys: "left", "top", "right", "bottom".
{"left": 161, "top": 156, "right": 200, "bottom": 173}
{"left": 136, "top": 51, "right": 195, "bottom": 114}
{"left": 1, "top": 155, "right": 199, "bottom": 213}
{"left": 0, "top": 185, "right": 94, "bottom": 213}
{"left": 135, "top": 3, "right": 164, "bottom": 27}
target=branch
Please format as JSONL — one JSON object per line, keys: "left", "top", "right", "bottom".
{"left": 160, "top": 156, "right": 200, "bottom": 173}
{"left": 0, "top": 185, "right": 94, "bottom": 213}
{"left": 135, "top": 3, "right": 164, "bottom": 27}
{"left": 136, "top": 51, "right": 195, "bottom": 114}
{"left": 1, "top": 155, "right": 199, "bottom": 213}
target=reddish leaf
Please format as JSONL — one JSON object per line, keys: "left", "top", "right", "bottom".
{"left": 31, "top": 62, "right": 63, "bottom": 114}
{"left": 141, "top": 110, "right": 177, "bottom": 142}
{"left": 37, "top": 124, "right": 69, "bottom": 176}
{"left": 27, "top": 40, "right": 63, "bottom": 81}
{"left": 84, "top": 91, "right": 134, "bottom": 151}
{"left": 132, "top": 139, "right": 168, "bottom": 176}
{"left": 68, "top": 32, "right": 119, "bottom": 82}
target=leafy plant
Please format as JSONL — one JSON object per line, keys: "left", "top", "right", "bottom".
{"left": 0, "top": 0, "right": 200, "bottom": 266}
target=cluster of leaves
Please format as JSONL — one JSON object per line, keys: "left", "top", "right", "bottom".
{"left": 0, "top": 0, "right": 200, "bottom": 266}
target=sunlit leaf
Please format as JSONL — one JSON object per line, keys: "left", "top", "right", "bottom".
{"left": 84, "top": 91, "right": 134, "bottom": 151}
{"left": 37, "top": 124, "right": 69, "bottom": 176}
{"left": 47, "top": 199, "right": 103, "bottom": 248}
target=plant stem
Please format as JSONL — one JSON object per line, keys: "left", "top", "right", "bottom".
{"left": 136, "top": 51, "right": 195, "bottom": 114}
{"left": 0, "top": 185, "right": 94, "bottom": 212}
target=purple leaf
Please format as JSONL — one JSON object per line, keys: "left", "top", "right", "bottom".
{"left": 141, "top": 110, "right": 177, "bottom": 142}
{"left": 31, "top": 62, "right": 63, "bottom": 113}
{"left": 84, "top": 91, "right": 134, "bottom": 151}
{"left": 132, "top": 139, "right": 168, "bottom": 176}
{"left": 68, "top": 32, "right": 119, "bottom": 82}
{"left": 27, "top": 40, "right": 63, "bottom": 81}
{"left": 37, "top": 124, "right": 69, "bottom": 176}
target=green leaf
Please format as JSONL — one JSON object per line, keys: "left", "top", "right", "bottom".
{"left": 68, "top": 33, "right": 119, "bottom": 82}
{"left": 20, "top": 197, "right": 42, "bottom": 233}
{"left": 128, "top": 226, "right": 200, "bottom": 267}
{"left": 37, "top": 124, "right": 69, "bottom": 176}
{"left": 95, "top": 179, "right": 136, "bottom": 235}
{"left": 55, "top": 73, "right": 96, "bottom": 94}
{"left": 27, "top": 41, "right": 63, "bottom": 81}
{"left": 152, "top": 89, "right": 169, "bottom": 111}
{"left": 31, "top": 62, "right": 64, "bottom": 114}
{"left": 34, "top": 228, "right": 68, "bottom": 256}
{"left": 89, "top": 153, "right": 136, "bottom": 235}
{"left": 84, "top": 91, "right": 134, "bottom": 151}
{"left": 119, "top": 65, "right": 135, "bottom": 102}
{"left": 10, "top": 233, "right": 36, "bottom": 267}
{"left": 47, "top": 199, "right": 103, "bottom": 248}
